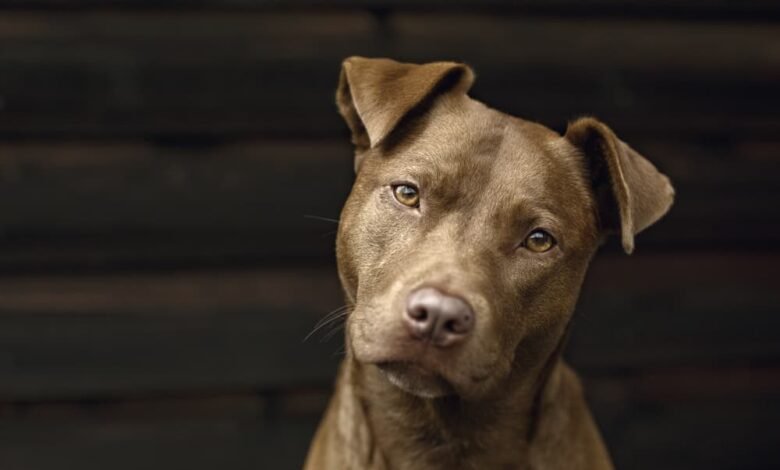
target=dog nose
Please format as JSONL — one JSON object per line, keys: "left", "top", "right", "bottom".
{"left": 404, "top": 287, "right": 474, "bottom": 347}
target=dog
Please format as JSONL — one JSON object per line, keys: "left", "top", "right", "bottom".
{"left": 304, "top": 57, "right": 674, "bottom": 470}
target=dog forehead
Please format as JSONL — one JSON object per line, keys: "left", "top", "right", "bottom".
{"left": 491, "top": 118, "right": 586, "bottom": 201}
{"left": 382, "top": 96, "right": 584, "bottom": 204}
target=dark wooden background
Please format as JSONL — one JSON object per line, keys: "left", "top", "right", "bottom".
{"left": 0, "top": 1, "right": 779, "bottom": 469}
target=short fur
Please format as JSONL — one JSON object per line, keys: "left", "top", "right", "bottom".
{"left": 304, "top": 57, "right": 674, "bottom": 470}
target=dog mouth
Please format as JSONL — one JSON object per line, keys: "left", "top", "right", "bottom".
{"left": 376, "top": 361, "right": 455, "bottom": 398}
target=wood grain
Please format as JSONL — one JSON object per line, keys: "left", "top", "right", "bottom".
{"left": 0, "top": 137, "right": 778, "bottom": 273}
{"left": 0, "top": 253, "right": 775, "bottom": 400}
{"left": 0, "top": 12, "right": 776, "bottom": 137}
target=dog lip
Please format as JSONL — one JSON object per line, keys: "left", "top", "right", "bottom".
{"left": 376, "top": 361, "right": 455, "bottom": 397}
{"left": 376, "top": 360, "right": 433, "bottom": 376}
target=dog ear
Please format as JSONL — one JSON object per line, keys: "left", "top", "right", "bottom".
{"left": 336, "top": 56, "right": 474, "bottom": 151}
{"left": 565, "top": 117, "right": 675, "bottom": 254}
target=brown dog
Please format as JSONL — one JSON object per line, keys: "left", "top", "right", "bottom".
{"left": 304, "top": 57, "right": 674, "bottom": 470}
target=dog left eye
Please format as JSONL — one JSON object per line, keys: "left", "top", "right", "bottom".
{"left": 523, "top": 229, "right": 556, "bottom": 253}
{"left": 392, "top": 184, "right": 420, "bottom": 208}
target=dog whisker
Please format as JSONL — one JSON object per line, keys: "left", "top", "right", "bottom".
{"left": 331, "top": 345, "right": 347, "bottom": 357}
{"left": 316, "top": 305, "right": 350, "bottom": 325}
{"left": 320, "top": 323, "right": 346, "bottom": 343}
{"left": 304, "top": 214, "right": 341, "bottom": 224}
{"left": 304, "top": 310, "right": 344, "bottom": 343}
{"left": 308, "top": 310, "right": 347, "bottom": 336}
{"left": 303, "top": 305, "right": 351, "bottom": 343}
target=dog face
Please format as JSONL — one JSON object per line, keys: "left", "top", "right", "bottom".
{"left": 334, "top": 57, "right": 674, "bottom": 400}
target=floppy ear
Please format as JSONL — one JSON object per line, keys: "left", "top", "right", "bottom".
{"left": 336, "top": 56, "right": 474, "bottom": 151}
{"left": 565, "top": 117, "right": 675, "bottom": 254}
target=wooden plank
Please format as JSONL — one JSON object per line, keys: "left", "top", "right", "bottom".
{"left": 0, "top": 368, "right": 778, "bottom": 470}
{"left": 0, "top": 415, "right": 320, "bottom": 470}
{"left": 0, "top": 12, "right": 776, "bottom": 137}
{"left": 0, "top": 388, "right": 330, "bottom": 418}
{"left": 0, "top": 269, "right": 343, "bottom": 314}
{"left": 393, "top": 14, "right": 780, "bottom": 137}
{"left": 1, "top": 0, "right": 779, "bottom": 18}
{"left": 0, "top": 140, "right": 354, "bottom": 270}
{"left": 0, "top": 253, "right": 776, "bottom": 399}
{"left": 0, "top": 140, "right": 352, "bottom": 233}
{"left": 569, "top": 253, "right": 780, "bottom": 369}
{"left": 600, "top": 399, "right": 780, "bottom": 470}
{"left": 584, "top": 366, "right": 780, "bottom": 403}
{"left": 584, "top": 369, "right": 780, "bottom": 470}
{"left": 0, "top": 269, "right": 346, "bottom": 400}
{"left": 0, "top": 137, "right": 778, "bottom": 271}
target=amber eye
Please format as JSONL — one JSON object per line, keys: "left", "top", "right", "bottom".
{"left": 393, "top": 184, "right": 420, "bottom": 208}
{"left": 524, "top": 229, "right": 556, "bottom": 253}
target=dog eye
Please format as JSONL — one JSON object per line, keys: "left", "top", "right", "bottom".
{"left": 392, "top": 184, "right": 420, "bottom": 208}
{"left": 523, "top": 229, "right": 556, "bottom": 253}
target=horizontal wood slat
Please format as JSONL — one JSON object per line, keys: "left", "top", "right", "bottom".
{"left": 569, "top": 253, "right": 780, "bottom": 368}
{"left": 591, "top": 392, "right": 780, "bottom": 470}
{"left": 0, "top": 13, "right": 776, "bottom": 137}
{"left": 0, "top": 415, "right": 319, "bottom": 470}
{"left": 0, "top": 5, "right": 775, "bottom": 470}
{"left": 0, "top": 140, "right": 354, "bottom": 270}
{"left": 1, "top": 137, "right": 778, "bottom": 271}
{"left": 0, "top": 269, "right": 345, "bottom": 400}
{"left": 0, "top": 367, "right": 778, "bottom": 470}
{"left": 0, "top": 253, "right": 775, "bottom": 400}
{"left": 1, "top": 0, "right": 780, "bottom": 16}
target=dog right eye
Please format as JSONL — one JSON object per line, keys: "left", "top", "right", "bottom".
{"left": 392, "top": 184, "right": 420, "bottom": 208}
{"left": 523, "top": 229, "right": 557, "bottom": 253}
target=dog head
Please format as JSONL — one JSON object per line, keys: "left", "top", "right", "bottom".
{"left": 334, "top": 57, "right": 674, "bottom": 400}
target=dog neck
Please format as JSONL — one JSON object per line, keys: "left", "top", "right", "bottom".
{"left": 340, "top": 346, "right": 561, "bottom": 470}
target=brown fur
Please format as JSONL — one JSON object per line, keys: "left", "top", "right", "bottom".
{"left": 304, "top": 57, "right": 675, "bottom": 470}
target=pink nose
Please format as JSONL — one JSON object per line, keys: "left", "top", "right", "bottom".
{"left": 403, "top": 287, "right": 475, "bottom": 347}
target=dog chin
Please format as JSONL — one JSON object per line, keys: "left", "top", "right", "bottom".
{"left": 377, "top": 362, "right": 455, "bottom": 398}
